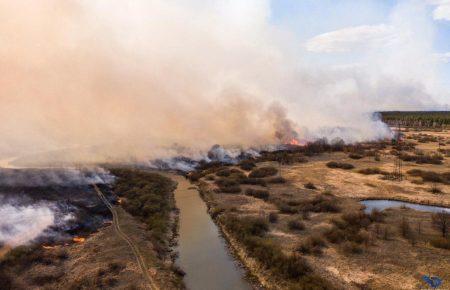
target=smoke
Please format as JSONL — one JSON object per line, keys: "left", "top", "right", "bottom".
{"left": 0, "top": 168, "right": 114, "bottom": 187}
{"left": 0, "top": 199, "right": 56, "bottom": 246}
{"left": 148, "top": 144, "right": 261, "bottom": 171}
{"left": 0, "top": 0, "right": 442, "bottom": 165}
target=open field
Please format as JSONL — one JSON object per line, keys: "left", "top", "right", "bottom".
{"left": 192, "top": 128, "right": 450, "bottom": 289}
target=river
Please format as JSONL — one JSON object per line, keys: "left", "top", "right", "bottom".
{"left": 167, "top": 174, "right": 252, "bottom": 290}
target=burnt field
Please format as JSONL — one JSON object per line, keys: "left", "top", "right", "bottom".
{"left": 0, "top": 168, "right": 182, "bottom": 290}
{"left": 0, "top": 168, "right": 116, "bottom": 248}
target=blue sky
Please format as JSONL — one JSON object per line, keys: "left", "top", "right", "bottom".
{"left": 268, "top": 0, "right": 450, "bottom": 106}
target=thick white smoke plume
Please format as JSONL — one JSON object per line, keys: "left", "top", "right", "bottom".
{"left": 0, "top": 201, "right": 56, "bottom": 246}
{"left": 0, "top": 0, "right": 442, "bottom": 165}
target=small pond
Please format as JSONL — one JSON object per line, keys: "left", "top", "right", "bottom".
{"left": 361, "top": 200, "right": 450, "bottom": 214}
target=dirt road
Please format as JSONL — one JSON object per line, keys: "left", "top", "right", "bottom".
{"left": 93, "top": 184, "right": 158, "bottom": 290}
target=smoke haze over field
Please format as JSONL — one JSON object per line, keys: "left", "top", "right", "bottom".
{"left": 0, "top": 0, "right": 446, "bottom": 164}
{"left": 0, "top": 200, "right": 56, "bottom": 246}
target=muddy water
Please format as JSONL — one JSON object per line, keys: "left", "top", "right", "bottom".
{"left": 168, "top": 174, "right": 251, "bottom": 290}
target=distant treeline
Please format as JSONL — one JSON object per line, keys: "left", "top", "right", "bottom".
{"left": 378, "top": 111, "right": 450, "bottom": 128}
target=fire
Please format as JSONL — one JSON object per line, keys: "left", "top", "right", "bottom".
{"left": 287, "top": 137, "right": 307, "bottom": 146}
{"left": 73, "top": 237, "right": 85, "bottom": 243}
{"left": 118, "top": 198, "right": 123, "bottom": 204}
{"left": 42, "top": 245, "right": 57, "bottom": 250}
{"left": 289, "top": 138, "right": 300, "bottom": 146}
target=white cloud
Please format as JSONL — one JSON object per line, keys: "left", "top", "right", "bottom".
{"left": 434, "top": 52, "right": 450, "bottom": 63}
{"left": 428, "top": 0, "right": 450, "bottom": 21}
{"left": 305, "top": 24, "right": 398, "bottom": 53}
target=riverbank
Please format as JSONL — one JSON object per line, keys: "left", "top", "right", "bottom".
{"left": 197, "top": 181, "right": 270, "bottom": 289}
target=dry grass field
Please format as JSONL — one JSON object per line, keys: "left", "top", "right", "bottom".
{"left": 195, "top": 128, "right": 450, "bottom": 289}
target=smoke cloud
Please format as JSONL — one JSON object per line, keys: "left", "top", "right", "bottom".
{"left": 0, "top": 0, "right": 442, "bottom": 165}
{"left": 0, "top": 200, "right": 55, "bottom": 246}
{"left": 0, "top": 168, "right": 114, "bottom": 187}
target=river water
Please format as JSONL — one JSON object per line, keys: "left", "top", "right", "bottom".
{"left": 361, "top": 199, "right": 450, "bottom": 214}
{"left": 168, "top": 174, "right": 251, "bottom": 290}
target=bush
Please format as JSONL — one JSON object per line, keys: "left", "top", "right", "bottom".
{"left": 216, "top": 168, "right": 232, "bottom": 177}
{"left": 326, "top": 161, "right": 354, "bottom": 170}
{"left": 111, "top": 169, "right": 176, "bottom": 250}
{"left": 406, "top": 169, "right": 450, "bottom": 184}
{"left": 32, "top": 271, "right": 64, "bottom": 286}
{"left": 245, "top": 188, "right": 270, "bottom": 201}
{"left": 341, "top": 211, "right": 371, "bottom": 229}
{"left": 278, "top": 203, "right": 299, "bottom": 214}
{"left": 296, "top": 235, "right": 326, "bottom": 255}
{"left": 369, "top": 208, "right": 385, "bottom": 223}
{"left": 266, "top": 176, "right": 286, "bottom": 184}
{"left": 399, "top": 153, "right": 444, "bottom": 165}
{"left": 358, "top": 168, "right": 389, "bottom": 175}
{"left": 430, "top": 237, "right": 450, "bottom": 250}
{"left": 221, "top": 215, "right": 330, "bottom": 287}
{"left": 341, "top": 241, "right": 363, "bottom": 254}
{"left": 288, "top": 219, "right": 305, "bottom": 231}
{"left": 432, "top": 212, "right": 449, "bottom": 238}
{"left": 399, "top": 218, "right": 412, "bottom": 239}
{"left": 269, "top": 212, "right": 279, "bottom": 223}
{"left": 219, "top": 184, "right": 242, "bottom": 193}
{"left": 249, "top": 166, "right": 278, "bottom": 178}
{"left": 239, "top": 160, "right": 256, "bottom": 171}
{"left": 326, "top": 211, "right": 373, "bottom": 246}
{"left": 239, "top": 177, "right": 267, "bottom": 187}
{"left": 304, "top": 182, "right": 317, "bottom": 190}
{"left": 324, "top": 228, "right": 345, "bottom": 244}
{"left": 349, "top": 153, "right": 363, "bottom": 159}
{"left": 215, "top": 178, "right": 242, "bottom": 193}
{"left": 305, "top": 194, "right": 340, "bottom": 213}
{"left": 430, "top": 185, "right": 443, "bottom": 194}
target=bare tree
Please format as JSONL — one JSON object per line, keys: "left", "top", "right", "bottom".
{"left": 432, "top": 211, "right": 449, "bottom": 238}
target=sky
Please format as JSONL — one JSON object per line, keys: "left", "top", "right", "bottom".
{"left": 270, "top": 0, "right": 450, "bottom": 107}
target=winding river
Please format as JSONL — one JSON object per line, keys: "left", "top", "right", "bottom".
{"left": 168, "top": 174, "right": 251, "bottom": 290}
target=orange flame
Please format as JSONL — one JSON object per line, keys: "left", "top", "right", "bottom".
{"left": 73, "top": 237, "right": 85, "bottom": 243}
{"left": 289, "top": 138, "right": 300, "bottom": 146}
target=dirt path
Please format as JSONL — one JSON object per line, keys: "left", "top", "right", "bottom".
{"left": 93, "top": 184, "right": 158, "bottom": 290}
